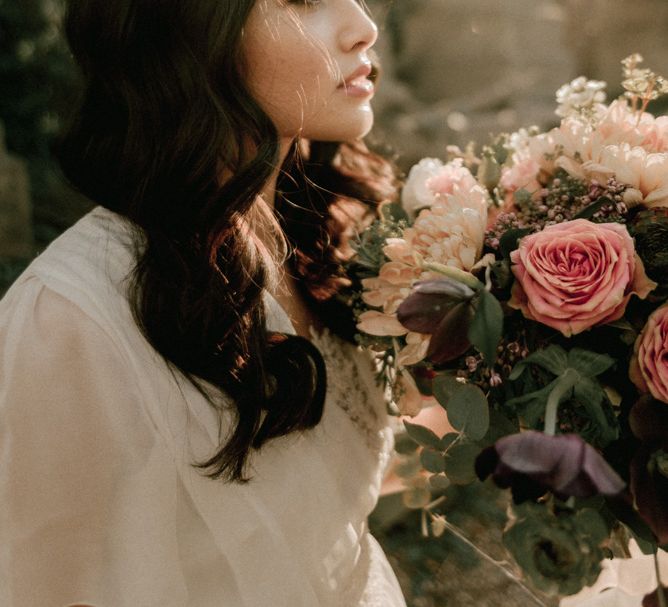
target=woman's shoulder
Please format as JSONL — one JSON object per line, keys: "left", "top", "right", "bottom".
{"left": 3, "top": 206, "right": 139, "bottom": 338}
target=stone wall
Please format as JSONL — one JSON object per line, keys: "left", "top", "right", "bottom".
{"left": 369, "top": 0, "right": 668, "bottom": 169}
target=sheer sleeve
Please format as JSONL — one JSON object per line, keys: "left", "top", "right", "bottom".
{"left": 0, "top": 277, "right": 186, "bottom": 607}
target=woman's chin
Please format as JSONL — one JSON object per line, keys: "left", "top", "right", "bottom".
{"left": 304, "top": 110, "right": 375, "bottom": 142}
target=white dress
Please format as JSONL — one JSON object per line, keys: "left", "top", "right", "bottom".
{"left": 0, "top": 206, "right": 407, "bottom": 607}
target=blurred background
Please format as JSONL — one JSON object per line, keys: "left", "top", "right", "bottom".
{"left": 1, "top": 0, "right": 667, "bottom": 604}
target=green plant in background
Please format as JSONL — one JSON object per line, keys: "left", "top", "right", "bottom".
{"left": 0, "top": 0, "right": 84, "bottom": 294}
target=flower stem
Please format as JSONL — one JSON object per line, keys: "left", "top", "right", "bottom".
{"left": 655, "top": 550, "right": 667, "bottom": 607}
{"left": 544, "top": 368, "right": 580, "bottom": 436}
{"left": 422, "top": 262, "right": 483, "bottom": 290}
{"left": 440, "top": 519, "right": 548, "bottom": 607}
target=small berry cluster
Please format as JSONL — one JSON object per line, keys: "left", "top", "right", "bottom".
{"left": 455, "top": 336, "right": 529, "bottom": 392}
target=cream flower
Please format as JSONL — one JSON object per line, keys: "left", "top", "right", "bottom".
{"left": 582, "top": 144, "right": 668, "bottom": 207}
{"left": 401, "top": 158, "right": 445, "bottom": 219}
{"left": 404, "top": 202, "right": 487, "bottom": 272}
{"left": 555, "top": 76, "right": 607, "bottom": 118}
{"left": 396, "top": 332, "right": 431, "bottom": 367}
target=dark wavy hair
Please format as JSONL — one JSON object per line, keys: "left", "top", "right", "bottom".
{"left": 55, "top": 0, "right": 398, "bottom": 481}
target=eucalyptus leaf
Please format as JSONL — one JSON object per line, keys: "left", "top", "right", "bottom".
{"left": 440, "top": 432, "right": 460, "bottom": 451}
{"left": 404, "top": 420, "right": 442, "bottom": 450}
{"left": 468, "top": 289, "right": 504, "bottom": 366}
{"left": 394, "top": 453, "right": 422, "bottom": 479}
{"left": 402, "top": 485, "right": 432, "bottom": 509}
{"left": 432, "top": 375, "right": 464, "bottom": 409}
{"left": 429, "top": 474, "right": 451, "bottom": 491}
{"left": 567, "top": 348, "right": 615, "bottom": 378}
{"left": 444, "top": 443, "right": 480, "bottom": 485}
{"left": 420, "top": 448, "right": 446, "bottom": 473}
{"left": 394, "top": 432, "right": 420, "bottom": 455}
{"left": 447, "top": 384, "right": 490, "bottom": 440}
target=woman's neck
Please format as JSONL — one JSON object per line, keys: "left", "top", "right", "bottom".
{"left": 259, "top": 137, "right": 295, "bottom": 211}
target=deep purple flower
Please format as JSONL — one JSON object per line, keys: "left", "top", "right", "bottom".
{"left": 629, "top": 397, "right": 668, "bottom": 544}
{"left": 643, "top": 586, "right": 668, "bottom": 607}
{"left": 475, "top": 431, "right": 626, "bottom": 503}
{"left": 396, "top": 279, "right": 476, "bottom": 364}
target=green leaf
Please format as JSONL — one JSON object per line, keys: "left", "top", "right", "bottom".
{"left": 468, "top": 290, "right": 504, "bottom": 366}
{"left": 404, "top": 420, "right": 442, "bottom": 450}
{"left": 380, "top": 201, "right": 409, "bottom": 223}
{"left": 490, "top": 260, "right": 513, "bottom": 289}
{"left": 447, "top": 385, "right": 490, "bottom": 441}
{"left": 573, "top": 509, "right": 609, "bottom": 545}
{"left": 482, "top": 408, "right": 520, "bottom": 445}
{"left": 500, "top": 227, "right": 533, "bottom": 260}
{"left": 573, "top": 378, "right": 619, "bottom": 446}
{"left": 444, "top": 443, "right": 480, "bottom": 485}
{"left": 506, "top": 378, "right": 560, "bottom": 427}
{"left": 394, "top": 453, "right": 422, "bottom": 479}
{"left": 509, "top": 345, "right": 568, "bottom": 381}
{"left": 567, "top": 348, "right": 615, "bottom": 378}
{"left": 420, "top": 448, "right": 446, "bottom": 473}
{"left": 432, "top": 374, "right": 464, "bottom": 409}
{"left": 573, "top": 197, "right": 612, "bottom": 220}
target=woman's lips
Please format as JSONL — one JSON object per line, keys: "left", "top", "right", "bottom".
{"left": 338, "top": 63, "right": 375, "bottom": 98}
{"left": 339, "top": 77, "right": 375, "bottom": 97}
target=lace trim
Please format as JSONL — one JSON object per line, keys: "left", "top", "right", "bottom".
{"left": 308, "top": 327, "right": 391, "bottom": 456}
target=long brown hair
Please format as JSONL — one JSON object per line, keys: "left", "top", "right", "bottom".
{"left": 55, "top": 0, "right": 398, "bottom": 482}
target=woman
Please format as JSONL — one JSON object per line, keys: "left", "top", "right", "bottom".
{"left": 0, "top": 0, "right": 408, "bottom": 605}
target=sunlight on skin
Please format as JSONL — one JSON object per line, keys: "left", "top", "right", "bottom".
{"left": 242, "top": 0, "right": 378, "bottom": 164}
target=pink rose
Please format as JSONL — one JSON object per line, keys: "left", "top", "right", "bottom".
{"left": 509, "top": 219, "right": 656, "bottom": 337}
{"left": 630, "top": 303, "right": 668, "bottom": 403}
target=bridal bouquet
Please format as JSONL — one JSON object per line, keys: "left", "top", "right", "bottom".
{"left": 349, "top": 55, "right": 668, "bottom": 602}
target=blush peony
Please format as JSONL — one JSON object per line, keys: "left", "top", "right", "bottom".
{"left": 629, "top": 303, "right": 668, "bottom": 403}
{"left": 401, "top": 158, "right": 482, "bottom": 219}
{"left": 509, "top": 219, "right": 656, "bottom": 336}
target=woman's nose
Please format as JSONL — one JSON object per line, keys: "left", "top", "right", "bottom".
{"left": 339, "top": 1, "right": 378, "bottom": 54}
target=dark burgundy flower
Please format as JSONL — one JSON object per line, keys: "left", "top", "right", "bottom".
{"left": 475, "top": 431, "right": 626, "bottom": 503}
{"left": 643, "top": 586, "right": 668, "bottom": 607}
{"left": 631, "top": 446, "right": 668, "bottom": 545}
{"left": 629, "top": 396, "right": 668, "bottom": 446}
{"left": 396, "top": 279, "right": 476, "bottom": 364}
